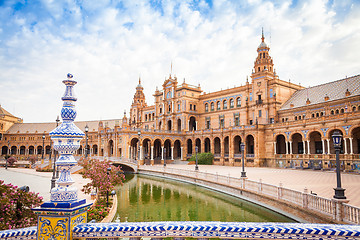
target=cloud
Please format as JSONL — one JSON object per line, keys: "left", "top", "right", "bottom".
{"left": 0, "top": 0, "right": 359, "bottom": 122}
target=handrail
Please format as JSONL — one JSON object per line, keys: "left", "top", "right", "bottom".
{"left": 72, "top": 221, "right": 360, "bottom": 240}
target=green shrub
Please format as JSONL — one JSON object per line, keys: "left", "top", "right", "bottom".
{"left": 188, "top": 152, "right": 214, "bottom": 165}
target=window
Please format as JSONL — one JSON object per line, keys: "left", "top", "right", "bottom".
{"left": 223, "top": 100, "right": 227, "bottom": 109}
{"left": 331, "top": 110, "right": 334, "bottom": 115}
{"left": 270, "top": 118, "right": 274, "bottom": 123}
{"left": 160, "top": 108, "right": 162, "bottom": 114}
{"left": 178, "top": 103, "right": 180, "bottom": 111}
{"left": 249, "top": 93, "right": 252, "bottom": 101}
{"left": 236, "top": 97, "right": 241, "bottom": 107}
{"left": 295, "top": 116, "right": 297, "bottom": 120}
{"left": 194, "top": 105, "right": 196, "bottom": 111}
{"left": 258, "top": 67, "right": 260, "bottom": 72}
{"left": 353, "top": 106, "right": 356, "bottom": 112}
{"left": 211, "top": 102, "right": 214, "bottom": 111}
{"left": 217, "top": 101, "right": 220, "bottom": 110}
{"left": 206, "top": 120, "right": 210, "bottom": 129}
{"left": 335, "top": 109, "right": 339, "bottom": 114}
{"left": 270, "top": 89, "right": 273, "bottom": 98}
{"left": 258, "top": 110, "right": 262, "bottom": 117}
{"left": 168, "top": 104, "right": 171, "bottom": 112}
{"left": 205, "top": 103, "right": 209, "bottom": 112}
{"left": 230, "top": 99, "right": 234, "bottom": 108}
{"left": 220, "top": 119, "right": 224, "bottom": 128}
{"left": 341, "top": 108, "right": 344, "bottom": 113}
{"left": 235, "top": 117, "right": 239, "bottom": 126}
{"left": 263, "top": 53, "right": 265, "bottom": 58}
{"left": 312, "top": 113, "right": 315, "bottom": 118}
{"left": 145, "top": 115, "right": 148, "bottom": 121}
{"left": 249, "top": 120, "right": 253, "bottom": 125}
{"left": 190, "top": 104, "right": 192, "bottom": 110}
{"left": 316, "top": 112, "right": 319, "bottom": 117}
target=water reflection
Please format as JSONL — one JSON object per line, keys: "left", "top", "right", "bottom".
{"left": 114, "top": 174, "right": 295, "bottom": 223}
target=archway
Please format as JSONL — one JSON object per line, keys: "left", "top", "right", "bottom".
{"left": 153, "top": 139, "right": 162, "bottom": 163}
{"left": 11, "top": 146, "right": 17, "bottom": 155}
{"left": 20, "top": 146, "right": 26, "bottom": 155}
{"left": 187, "top": 139, "right": 193, "bottom": 156}
{"left": 45, "top": 145, "right": 51, "bottom": 155}
{"left": 2, "top": 146, "right": 8, "bottom": 155}
{"left": 29, "top": 146, "right": 34, "bottom": 155}
{"left": 214, "top": 137, "right": 221, "bottom": 156}
{"left": 189, "top": 116, "right": 196, "bottom": 131}
{"left": 204, "top": 138, "right": 211, "bottom": 152}
{"left": 309, "top": 131, "right": 322, "bottom": 154}
{"left": 195, "top": 138, "right": 201, "bottom": 153}
{"left": 276, "top": 135, "right": 286, "bottom": 154}
{"left": 130, "top": 138, "right": 140, "bottom": 160}
{"left": 108, "top": 140, "right": 114, "bottom": 157}
{"left": 77, "top": 145, "right": 83, "bottom": 155}
{"left": 291, "top": 133, "right": 303, "bottom": 154}
{"left": 246, "top": 135, "right": 254, "bottom": 154}
{"left": 224, "top": 136, "right": 229, "bottom": 157}
{"left": 92, "top": 145, "right": 98, "bottom": 155}
{"left": 234, "top": 135, "right": 242, "bottom": 155}
{"left": 142, "top": 138, "right": 151, "bottom": 163}
{"left": 351, "top": 127, "right": 360, "bottom": 154}
{"left": 174, "top": 140, "right": 181, "bottom": 159}
{"left": 164, "top": 139, "right": 171, "bottom": 160}
{"left": 37, "top": 146, "right": 42, "bottom": 155}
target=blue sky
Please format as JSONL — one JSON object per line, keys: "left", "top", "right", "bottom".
{"left": 0, "top": 0, "right": 359, "bottom": 123}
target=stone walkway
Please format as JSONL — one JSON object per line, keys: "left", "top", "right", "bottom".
{"left": 165, "top": 164, "right": 360, "bottom": 208}
{"left": 0, "top": 168, "right": 94, "bottom": 204}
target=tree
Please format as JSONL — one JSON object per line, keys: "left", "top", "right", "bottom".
{"left": 0, "top": 180, "right": 43, "bottom": 230}
{"left": 80, "top": 158, "right": 125, "bottom": 198}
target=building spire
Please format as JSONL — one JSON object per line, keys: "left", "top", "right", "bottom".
{"left": 261, "top": 27, "right": 264, "bottom": 42}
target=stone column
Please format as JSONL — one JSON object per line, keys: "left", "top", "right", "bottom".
{"left": 180, "top": 147, "right": 183, "bottom": 160}
{"left": 195, "top": 121, "right": 198, "bottom": 131}
{"left": 327, "top": 139, "right": 330, "bottom": 154}
{"left": 303, "top": 141, "right": 306, "bottom": 154}
{"left": 307, "top": 140, "right": 310, "bottom": 154}
{"left": 285, "top": 141, "right": 288, "bottom": 155}
{"left": 349, "top": 138, "right": 353, "bottom": 155}
{"left": 322, "top": 139, "right": 325, "bottom": 154}
{"left": 150, "top": 145, "right": 154, "bottom": 165}
{"left": 289, "top": 141, "right": 293, "bottom": 155}
{"left": 344, "top": 138, "right": 348, "bottom": 154}
{"left": 129, "top": 145, "right": 131, "bottom": 159}
{"left": 274, "top": 141, "right": 276, "bottom": 154}
{"left": 161, "top": 146, "right": 164, "bottom": 160}
{"left": 171, "top": 147, "right": 174, "bottom": 160}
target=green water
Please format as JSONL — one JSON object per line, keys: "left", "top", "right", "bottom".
{"left": 113, "top": 174, "right": 295, "bottom": 223}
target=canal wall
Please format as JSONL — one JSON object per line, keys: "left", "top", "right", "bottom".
{"left": 138, "top": 166, "right": 348, "bottom": 224}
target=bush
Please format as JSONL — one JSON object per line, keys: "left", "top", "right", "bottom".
{"left": 87, "top": 198, "right": 111, "bottom": 222}
{"left": 0, "top": 180, "right": 43, "bottom": 230}
{"left": 188, "top": 152, "right": 214, "bottom": 165}
{"left": 36, "top": 165, "right": 53, "bottom": 172}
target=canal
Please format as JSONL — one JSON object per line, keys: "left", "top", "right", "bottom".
{"left": 113, "top": 174, "right": 295, "bottom": 223}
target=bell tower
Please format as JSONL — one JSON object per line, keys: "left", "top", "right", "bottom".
{"left": 130, "top": 77, "right": 147, "bottom": 128}
{"left": 253, "top": 28, "right": 274, "bottom": 77}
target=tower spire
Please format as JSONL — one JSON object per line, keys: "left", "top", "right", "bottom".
{"left": 261, "top": 27, "right": 264, "bottom": 42}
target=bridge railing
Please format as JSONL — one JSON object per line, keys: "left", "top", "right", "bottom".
{"left": 139, "top": 166, "right": 360, "bottom": 225}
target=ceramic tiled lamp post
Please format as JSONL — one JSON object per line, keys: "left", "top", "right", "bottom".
{"left": 33, "top": 74, "right": 92, "bottom": 240}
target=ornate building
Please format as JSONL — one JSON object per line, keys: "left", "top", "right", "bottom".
{"left": 1, "top": 33, "right": 360, "bottom": 170}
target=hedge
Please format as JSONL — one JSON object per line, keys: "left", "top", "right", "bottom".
{"left": 188, "top": 152, "right": 214, "bottom": 165}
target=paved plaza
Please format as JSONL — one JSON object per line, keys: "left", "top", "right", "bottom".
{"left": 163, "top": 164, "right": 360, "bottom": 208}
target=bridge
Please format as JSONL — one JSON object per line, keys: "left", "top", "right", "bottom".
{"left": 92, "top": 156, "right": 138, "bottom": 173}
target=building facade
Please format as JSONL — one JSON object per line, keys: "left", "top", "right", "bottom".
{"left": 1, "top": 33, "right": 360, "bottom": 170}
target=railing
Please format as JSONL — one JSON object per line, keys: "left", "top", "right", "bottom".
{"left": 70, "top": 222, "right": 360, "bottom": 240}
{"left": 139, "top": 166, "right": 360, "bottom": 224}
{"left": 3, "top": 222, "right": 360, "bottom": 240}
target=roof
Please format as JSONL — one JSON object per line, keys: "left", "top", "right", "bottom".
{"left": 280, "top": 74, "right": 360, "bottom": 110}
{"left": 6, "top": 119, "right": 122, "bottom": 134}
{"left": 0, "top": 105, "right": 18, "bottom": 118}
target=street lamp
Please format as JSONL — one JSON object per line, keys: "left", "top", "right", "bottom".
{"left": 195, "top": 146, "right": 199, "bottom": 171}
{"left": 332, "top": 130, "right": 346, "bottom": 199}
{"left": 51, "top": 116, "right": 60, "bottom": 189}
{"left": 164, "top": 147, "right": 167, "bottom": 167}
{"left": 241, "top": 142, "right": 246, "bottom": 178}
{"left": 85, "top": 124, "right": 89, "bottom": 159}
{"left": 42, "top": 134, "right": 45, "bottom": 160}
{"left": 106, "top": 167, "right": 111, "bottom": 207}
{"left": 137, "top": 130, "right": 141, "bottom": 161}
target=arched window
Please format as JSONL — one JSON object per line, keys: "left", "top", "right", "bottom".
{"left": 316, "top": 112, "right": 319, "bottom": 117}
{"left": 335, "top": 109, "right": 339, "bottom": 114}
{"left": 312, "top": 113, "right": 315, "bottom": 118}
{"left": 295, "top": 116, "right": 297, "bottom": 120}
{"left": 230, "top": 99, "right": 234, "bottom": 108}
{"left": 211, "top": 102, "right": 214, "bottom": 111}
{"left": 145, "top": 115, "right": 148, "bottom": 121}
{"left": 236, "top": 97, "right": 241, "bottom": 107}
{"left": 216, "top": 101, "right": 220, "bottom": 110}
{"left": 341, "top": 108, "right": 344, "bottom": 113}
{"left": 205, "top": 103, "right": 209, "bottom": 112}
{"left": 223, "top": 100, "right": 227, "bottom": 110}
{"left": 331, "top": 110, "right": 334, "bottom": 115}
{"left": 168, "top": 104, "right": 171, "bottom": 112}
{"left": 353, "top": 106, "right": 357, "bottom": 112}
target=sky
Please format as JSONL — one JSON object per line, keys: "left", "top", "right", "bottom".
{"left": 0, "top": 0, "right": 359, "bottom": 123}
